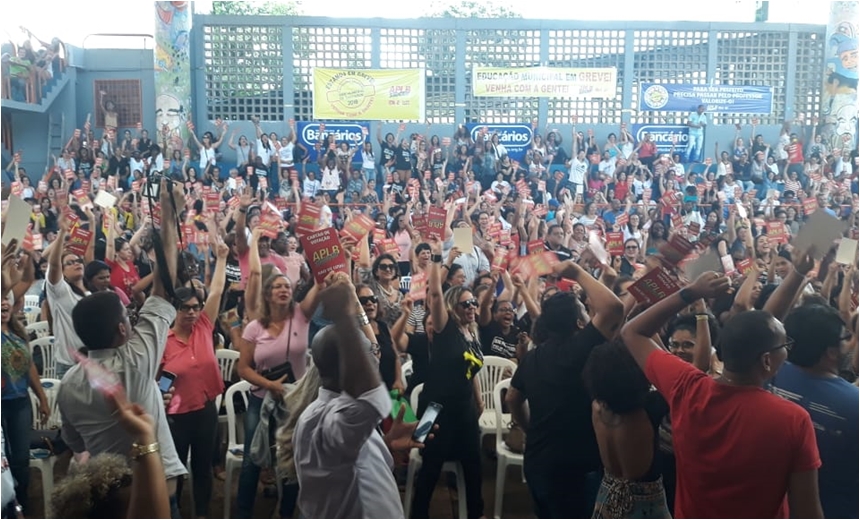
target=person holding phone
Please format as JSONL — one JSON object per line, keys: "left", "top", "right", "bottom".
{"left": 410, "top": 235, "right": 486, "bottom": 518}
{"left": 159, "top": 240, "right": 228, "bottom": 518}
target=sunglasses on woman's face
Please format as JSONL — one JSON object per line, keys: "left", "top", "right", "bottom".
{"left": 359, "top": 295, "right": 378, "bottom": 305}
{"left": 458, "top": 298, "right": 478, "bottom": 309}
{"left": 377, "top": 264, "right": 396, "bottom": 271}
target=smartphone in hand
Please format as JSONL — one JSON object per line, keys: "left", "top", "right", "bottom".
{"left": 413, "top": 402, "right": 443, "bottom": 443}
{"left": 158, "top": 371, "right": 177, "bottom": 393}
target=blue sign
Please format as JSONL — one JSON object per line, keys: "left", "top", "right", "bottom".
{"left": 632, "top": 124, "right": 691, "bottom": 157}
{"left": 296, "top": 121, "right": 370, "bottom": 163}
{"left": 639, "top": 83, "right": 774, "bottom": 114}
{"left": 465, "top": 123, "right": 533, "bottom": 162}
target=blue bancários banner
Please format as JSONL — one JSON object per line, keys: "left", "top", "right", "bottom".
{"left": 632, "top": 124, "right": 691, "bottom": 157}
{"left": 297, "top": 121, "right": 370, "bottom": 163}
{"left": 465, "top": 123, "right": 534, "bottom": 162}
{"left": 639, "top": 83, "right": 774, "bottom": 114}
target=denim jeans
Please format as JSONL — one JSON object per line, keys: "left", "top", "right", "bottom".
{"left": 235, "top": 394, "right": 297, "bottom": 519}
{"left": 686, "top": 133, "right": 704, "bottom": 163}
{"left": 1, "top": 397, "right": 32, "bottom": 513}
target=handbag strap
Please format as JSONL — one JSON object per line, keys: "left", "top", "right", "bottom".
{"left": 284, "top": 313, "right": 293, "bottom": 363}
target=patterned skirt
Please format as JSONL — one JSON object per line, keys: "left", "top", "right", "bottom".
{"left": 592, "top": 474, "right": 671, "bottom": 519}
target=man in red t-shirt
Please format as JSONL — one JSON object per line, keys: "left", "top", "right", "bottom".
{"left": 621, "top": 269, "right": 823, "bottom": 519}
{"left": 784, "top": 133, "right": 805, "bottom": 181}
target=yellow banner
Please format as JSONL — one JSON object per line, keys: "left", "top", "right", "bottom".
{"left": 313, "top": 68, "right": 425, "bottom": 121}
{"left": 472, "top": 67, "right": 617, "bottom": 99}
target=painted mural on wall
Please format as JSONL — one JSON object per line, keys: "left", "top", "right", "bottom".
{"left": 821, "top": 1, "right": 858, "bottom": 156}
{"left": 155, "top": 1, "right": 192, "bottom": 157}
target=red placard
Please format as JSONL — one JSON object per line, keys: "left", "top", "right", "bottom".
{"left": 409, "top": 272, "right": 428, "bottom": 300}
{"left": 628, "top": 267, "right": 682, "bottom": 305}
{"left": 491, "top": 247, "right": 509, "bottom": 271}
{"left": 181, "top": 224, "right": 195, "bottom": 244}
{"left": 661, "top": 190, "right": 680, "bottom": 207}
{"left": 534, "top": 204, "right": 548, "bottom": 218}
{"left": 64, "top": 169, "right": 75, "bottom": 181}
{"left": 22, "top": 227, "right": 43, "bottom": 252}
{"left": 295, "top": 203, "right": 321, "bottom": 237}
{"left": 340, "top": 213, "right": 376, "bottom": 243}
{"left": 205, "top": 192, "right": 220, "bottom": 212}
{"left": 80, "top": 180, "right": 91, "bottom": 193}
{"left": 615, "top": 212, "right": 629, "bottom": 228}
{"left": 299, "top": 227, "right": 348, "bottom": 285}
{"left": 10, "top": 182, "right": 22, "bottom": 197}
{"left": 766, "top": 221, "right": 786, "bottom": 244}
{"left": 72, "top": 189, "right": 90, "bottom": 207}
{"left": 660, "top": 234, "right": 695, "bottom": 266}
{"left": 412, "top": 214, "right": 428, "bottom": 237}
{"left": 257, "top": 212, "right": 282, "bottom": 239}
{"left": 66, "top": 227, "right": 92, "bottom": 256}
{"left": 687, "top": 221, "right": 701, "bottom": 236}
{"left": 516, "top": 179, "right": 530, "bottom": 197}
{"left": 380, "top": 238, "right": 400, "bottom": 259}
{"left": 527, "top": 239, "right": 546, "bottom": 255}
{"left": 735, "top": 257, "right": 755, "bottom": 276}
{"left": 802, "top": 197, "right": 818, "bottom": 216}
{"left": 605, "top": 232, "right": 624, "bottom": 256}
{"left": 556, "top": 278, "right": 580, "bottom": 293}
{"left": 515, "top": 251, "right": 560, "bottom": 278}
{"left": 426, "top": 206, "right": 447, "bottom": 239}
{"left": 483, "top": 190, "right": 498, "bottom": 203}
{"left": 499, "top": 229, "right": 512, "bottom": 247}
{"left": 372, "top": 228, "right": 387, "bottom": 246}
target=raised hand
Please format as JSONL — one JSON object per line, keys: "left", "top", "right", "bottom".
{"left": 688, "top": 271, "right": 732, "bottom": 300}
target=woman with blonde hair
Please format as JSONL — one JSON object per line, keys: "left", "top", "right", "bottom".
{"left": 233, "top": 238, "right": 326, "bottom": 518}
{"left": 410, "top": 235, "right": 485, "bottom": 518}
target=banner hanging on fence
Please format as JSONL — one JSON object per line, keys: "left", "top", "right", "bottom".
{"left": 472, "top": 67, "right": 617, "bottom": 99}
{"left": 464, "top": 123, "right": 533, "bottom": 162}
{"left": 312, "top": 68, "right": 425, "bottom": 121}
{"left": 638, "top": 83, "right": 774, "bottom": 114}
{"left": 296, "top": 121, "right": 370, "bottom": 163}
{"left": 632, "top": 124, "right": 690, "bottom": 156}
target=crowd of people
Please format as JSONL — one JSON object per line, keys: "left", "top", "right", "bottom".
{"left": 1, "top": 28, "right": 66, "bottom": 104}
{"left": 1, "top": 105, "right": 858, "bottom": 519}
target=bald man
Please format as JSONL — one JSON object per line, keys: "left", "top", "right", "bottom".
{"left": 294, "top": 281, "right": 425, "bottom": 518}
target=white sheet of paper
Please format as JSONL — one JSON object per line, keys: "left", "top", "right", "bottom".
{"left": 736, "top": 203, "right": 747, "bottom": 219}
{"left": 93, "top": 190, "right": 117, "bottom": 209}
{"left": 1, "top": 195, "right": 31, "bottom": 247}
{"left": 453, "top": 227, "right": 473, "bottom": 252}
{"left": 793, "top": 211, "right": 845, "bottom": 260}
{"left": 588, "top": 231, "right": 609, "bottom": 265}
{"left": 835, "top": 238, "right": 858, "bottom": 265}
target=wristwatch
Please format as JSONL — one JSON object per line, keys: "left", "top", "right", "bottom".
{"left": 678, "top": 288, "right": 695, "bottom": 304}
{"left": 431, "top": 254, "right": 443, "bottom": 263}
{"left": 131, "top": 441, "right": 160, "bottom": 461}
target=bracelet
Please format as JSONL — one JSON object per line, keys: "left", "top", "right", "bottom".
{"left": 357, "top": 312, "right": 370, "bottom": 327}
{"left": 238, "top": 207, "right": 247, "bottom": 214}
{"left": 695, "top": 314, "right": 709, "bottom": 322}
{"left": 130, "top": 441, "right": 160, "bottom": 461}
{"left": 431, "top": 254, "right": 443, "bottom": 264}
{"left": 441, "top": 264, "right": 450, "bottom": 270}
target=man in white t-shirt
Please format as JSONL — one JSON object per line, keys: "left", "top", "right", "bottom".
{"left": 568, "top": 149, "right": 588, "bottom": 196}
{"left": 686, "top": 104, "right": 708, "bottom": 163}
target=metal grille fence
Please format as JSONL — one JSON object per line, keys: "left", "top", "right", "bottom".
{"left": 194, "top": 16, "right": 825, "bottom": 126}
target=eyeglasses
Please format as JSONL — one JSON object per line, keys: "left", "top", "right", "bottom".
{"left": 496, "top": 306, "right": 514, "bottom": 313}
{"left": 625, "top": 245, "right": 639, "bottom": 250}
{"left": 377, "top": 264, "right": 396, "bottom": 271}
{"left": 63, "top": 258, "right": 83, "bottom": 267}
{"left": 668, "top": 340, "right": 695, "bottom": 350}
{"left": 769, "top": 338, "right": 794, "bottom": 353}
{"left": 458, "top": 298, "right": 479, "bottom": 309}
{"left": 358, "top": 295, "right": 378, "bottom": 305}
{"left": 178, "top": 303, "right": 203, "bottom": 313}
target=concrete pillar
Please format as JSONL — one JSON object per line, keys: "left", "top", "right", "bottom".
{"left": 154, "top": 1, "right": 193, "bottom": 157}
{"left": 820, "top": 1, "right": 858, "bottom": 155}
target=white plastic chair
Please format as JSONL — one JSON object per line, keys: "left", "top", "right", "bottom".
{"left": 29, "top": 337, "right": 57, "bottom": 379}
{"left": 24, "top": 295, "right": 40, "bottom": 308}
{"left": 400, "top": 275, "right": 412, "bottom": 292}
{"left": 23, "top": 305, "right": 41, "bottom": 325}
{"left": 223, "top": 380, "right": 251, "bottom": 519}
{"left": 403, "top": 383, "right": 467, "bottom": 519}
{"left": 25, "top": 320, "right": 51, "bottom": 339}
{"left": 216, "top": 349, "right": 239, "bottom": 383}
{"left": 401, "top": 359, "right": 413, "bottom": 388}
{"left": 476, "top": 356, "right": 517, "bottom": 442}
{"left": 492, "top": 379, "right": 524, "bottom": 519}
{"left": 29, "top": 378, "right": 62, "bottom": 517}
